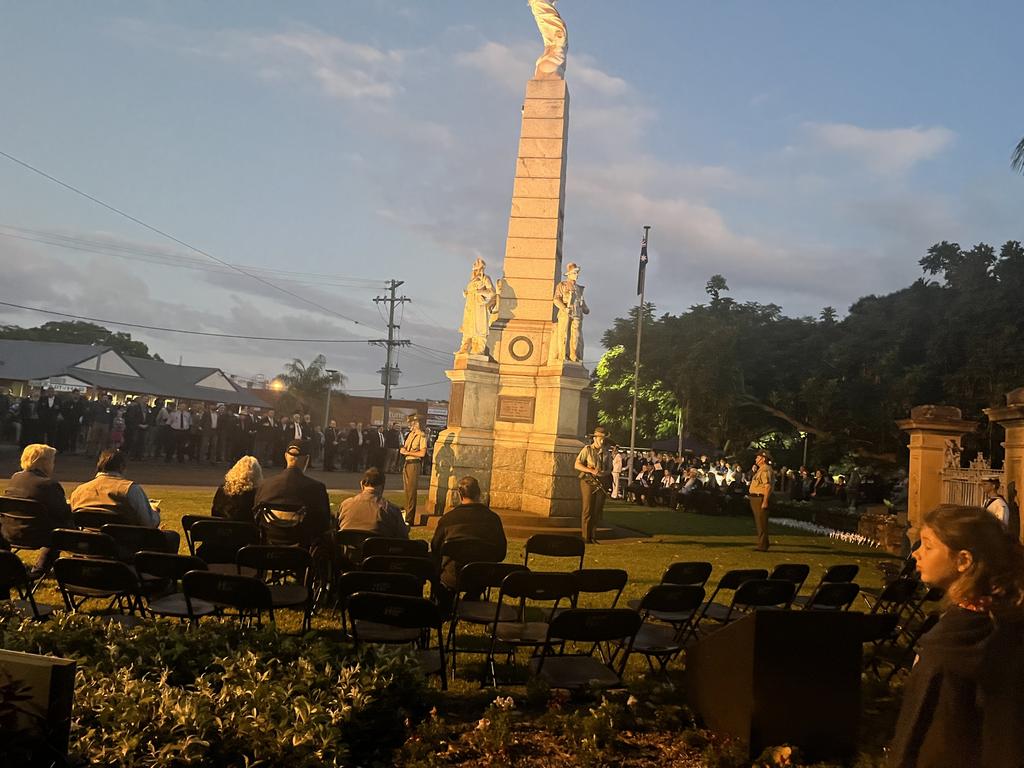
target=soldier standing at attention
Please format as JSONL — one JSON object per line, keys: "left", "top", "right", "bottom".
{"left": 574, "top": 426, "right": 610, "bottom": 544}
{"left": 748, "top": 450, "right": 774, "bottom": 551}
{"left": 400, "top": 414, "right": 427, "bottom": 525}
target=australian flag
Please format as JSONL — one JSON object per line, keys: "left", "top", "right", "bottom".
{"left": 637, "top": 229, "right": 649, "bottom": 296}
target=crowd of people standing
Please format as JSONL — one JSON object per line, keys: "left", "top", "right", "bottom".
{"left": 0, "top": 387, "right": 434, "bottom": 476}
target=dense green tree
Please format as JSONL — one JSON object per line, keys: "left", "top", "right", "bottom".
{"left": 0, "top": 320, "right": 160, "bottom": 360}
{"left": 594, "top": 241, "right": 1024, "bottom": 466}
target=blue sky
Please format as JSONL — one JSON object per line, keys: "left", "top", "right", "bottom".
{"left": 1, "top": 1, "right": 1021, "bottom": 400}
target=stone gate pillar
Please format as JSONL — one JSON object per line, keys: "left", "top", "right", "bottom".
{"left": 896, "top": 405, "right": 977, "bottom": 545}
{"left": 984, "top": 388, "right": 1024, "bottom": 542}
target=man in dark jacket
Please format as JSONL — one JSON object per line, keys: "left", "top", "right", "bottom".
{"left": 3, "top": 443, "right": 73, "bottom": 579}
{"left": 253, "top": 439, "right": 332, "bottom": 548}
{"left": 430, "top": 476, "right": 507, "bottom": 594}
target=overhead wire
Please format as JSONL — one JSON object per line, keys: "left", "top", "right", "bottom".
{"left": 0, "top": 225, "right": 387, "bottom": 290}
{"left": 0, "top": 149, "right": 384, "bottom": 332}
{"left": 0, "top": 300, "right": 373, "bottom": 343}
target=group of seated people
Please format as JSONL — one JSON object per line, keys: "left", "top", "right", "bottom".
{"left": 623, "top": 455, "right": 751, "bottom": 510}
{"left": 3, "top": 438, "right": 507, "bottom": 608}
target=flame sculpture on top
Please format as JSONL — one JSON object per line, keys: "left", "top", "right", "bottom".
{"left": 528, "top": 0, "right": 568, "bottom": 79}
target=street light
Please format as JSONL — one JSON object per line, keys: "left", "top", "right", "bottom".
{"left": 799, "top": 431, "right": 809, "bottom": 467}
{"left": 324, "top": 369, "right": 339, "bottom": 429}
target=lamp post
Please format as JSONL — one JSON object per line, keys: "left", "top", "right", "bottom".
{"left": 800, "top": 431, "right": 809, "bottom": 467}
{"left": 324, "top": 369, "right": 339, "bottom": 429}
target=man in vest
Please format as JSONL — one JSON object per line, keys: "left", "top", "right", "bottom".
{"left": 981, "top": 477, "right": 1010, "bottom": 527}
{"left": 574, "top": 426, "right": 611, "bottom": 543}
{"left": 70, "top": 450, "right": 178, "bottom": 549}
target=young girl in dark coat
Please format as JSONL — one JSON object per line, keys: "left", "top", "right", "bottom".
{"left": 889, "top": 504, "right": 1024, "bottom": 768}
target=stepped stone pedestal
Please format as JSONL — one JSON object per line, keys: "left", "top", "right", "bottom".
{"left": 426, "top": 77, "right": 593, "bottom": 535}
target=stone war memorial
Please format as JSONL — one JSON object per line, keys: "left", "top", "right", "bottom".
{"left": 427, "top": 0, "right": 590, "bottom": 529}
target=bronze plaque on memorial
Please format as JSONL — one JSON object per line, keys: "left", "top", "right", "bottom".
{"left": 497, "top": 395, "right": 535, "bottom": 423}
{"left": 448, "top": 382, "right": 465, "bottom": 428}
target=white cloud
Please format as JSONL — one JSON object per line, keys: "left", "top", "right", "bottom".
{"left": 804, "top": 122, "right": 955, "bottom": 174}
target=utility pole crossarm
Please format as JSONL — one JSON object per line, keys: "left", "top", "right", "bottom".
{"left": 372, "top": 279, "right": 411, "bottom": 431}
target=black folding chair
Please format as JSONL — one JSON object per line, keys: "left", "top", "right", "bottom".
{"left": 254, "top": 503, "right": 307, "bottom": 546}
{"left": 484, "top": 570, "right": 578, "bottom": 686}
{"left": 335, "top": 529, "right": 379, "bottom": 566}
{"left": 181, "top": 514, "right": 215, "bottom": 555}
{"left": 101, "top": 524, "right": 179, "bottom": 564}
{"left": 182, "top": 570, "right": 275, "bottom": 627}
{"left": 661, "top": 561, "right": 713, "bottom": 587}
{"left": 0, "top": 550, "right": 55, "bottom": 620}
{"left": 621, "top": 584, "right": 705, "bottom": 676}
{"left": 361, "top": 555, "right": 438, "bottom": 598}
{"left": 768, "top": 563, "right": 811, "bottom": 595}
{"left": 361, "top": 537, "right": 429, "bottom": 559}
{"left": 446, "top": 562, "right": 528, "bottom": 678}
{"left": 190, "top": 520, "right": 260, "bottom": 574}
{"left": 568, "top": 568, "right": 628, "bottom": 609}
{"left": 72, "top": 508, "right": 123, "bottom": 531}
{"left": 236, "top": 545, "right": 314, "bottom": 631}
{"left": 694, "top": 568, "right": 769, "bottom": 624}
{"left": 134, "top": 551, "right": 215, "bottom": 622}
{"left": 348, "top": 592, "right": 448, "bottom": 689}
{"left": 523, "top": 534, "right": 585, "bottom": 570}
{"left": 802, "top": 581, "right": 861, "bottom": 611}
{"left": 792, "top": 563, "right": 859, "bottom": 608}
{"left": 697, "top": 579, "right": 795, "bottom": 630}
{"left": 51, "top": 528, "right": 118, "bottom": 560}
{"left": 0, "top": 497, "right": 58, "bottom": 590}
{"left": 54, "top": 557, "right": 146, "bottom": 619}
{"left": 335, "top": 570, "right": 424, "bottom": 636}
{"left": 529, "top": 608, "right": 642, "bottom": 690}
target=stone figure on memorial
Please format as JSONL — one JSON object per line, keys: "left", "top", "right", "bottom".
{"left": 550, "top": 261, "right": 588, "bottom": 363}
{"left": 943, "top": 438, "right": 961, "bottom": 469}
{"left": 458, "top": 257, "right": 496, "bottom": 356}
{"left": 528, "top": 0, "right": 568, "bottom": 79}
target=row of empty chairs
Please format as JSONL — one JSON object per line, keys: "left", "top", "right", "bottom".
{"left": 1, "top": 506, "right": 939, "bottom": 688}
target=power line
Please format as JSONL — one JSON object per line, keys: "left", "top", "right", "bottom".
{"left": 345, "top": 379, "right": 449, "bottom": 393}
{"left": 0, "top": 300, "right": 373, "bottom": 343}
{"left": 0, "top": 149, "right": 383, "bottom": 332}
{"left": 0, "top": 225, "right": 387, "bottom": 289}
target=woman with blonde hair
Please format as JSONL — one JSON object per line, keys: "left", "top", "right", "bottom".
{"left": 211, "top": 455, "right": 262, "bottom": 522}
{"left": 4, "top": 443, "right": 73, "bottom": 579}
{"left": 889, "top": 504, "right": 1024, "bottom": 767}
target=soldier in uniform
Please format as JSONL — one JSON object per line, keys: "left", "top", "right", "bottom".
{"left": 748, "top": 450, "right": 774, "bottom": 551}
{"left": 400, "top": 414, "right": 428, "bottom": 525}
{"left": 574, "top": 426, "right": 610, "bottom": 543}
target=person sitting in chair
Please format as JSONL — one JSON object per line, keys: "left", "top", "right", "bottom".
{"left": 338, "top": 467, "right": 408, "bottom": 540}
{"left": 430, "top": 476, "right": 507, "bottom": 596}
{"left": 3, "top": 443, "right": 73, "bottom": 579}
{"left": 253, "top": 438, "right": 331, "bottom": 547}
{"left": 70, "top": 449, "right": 178, "bottom": 549}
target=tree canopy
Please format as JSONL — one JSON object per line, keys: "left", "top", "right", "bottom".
{"left": 276, "top": 355, "right": 346, "bottom": 423}
{"left": 0, "top": 320, "right": 161, "bottom": 360}
{"left": 594, "top": 240, "right": 1024, "bottom": 467}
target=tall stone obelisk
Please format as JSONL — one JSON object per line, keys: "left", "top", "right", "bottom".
{"left": 427, "top": 1, "right": 589, "bottom": 522}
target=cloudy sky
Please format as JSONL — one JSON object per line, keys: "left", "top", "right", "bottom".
{"left": 1, "top": 2, "right": 1021, "bottom": 400}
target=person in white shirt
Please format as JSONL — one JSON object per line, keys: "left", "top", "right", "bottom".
{"left": 167, "top": 402, "right": 192, "bottom": 463}
{"left": 611, "top": 450, "right": 624, "bottom": 499}
{"left": 981, "top": 477, "right": 1010, "bottom": 527}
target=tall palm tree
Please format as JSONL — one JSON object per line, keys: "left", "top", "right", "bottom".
{"left": 277, "top": 355, "right": 344, "bottom": 419}
{"left": 1013, "top": 137, "right": 1024, "bottom": 174}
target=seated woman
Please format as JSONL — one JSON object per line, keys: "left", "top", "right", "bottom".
{"left": 3, "top": 443, "right": 73, "bottom": 579}
{"left": 889, "top": 504, "right": 1024, "bottom": 766}
{"left": 211, "top": 455, "right": 262, "bottom": 522}
{"left": 70, "top": 449, "right": 178, "bottom": 549}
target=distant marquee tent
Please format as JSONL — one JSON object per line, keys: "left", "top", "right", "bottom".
{"left": 0, "top": 339, "right": 267, "bottom": 407}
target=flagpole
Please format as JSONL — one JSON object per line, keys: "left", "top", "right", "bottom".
{"left": 628, "top": 225, "right": 650, "bottom": 485}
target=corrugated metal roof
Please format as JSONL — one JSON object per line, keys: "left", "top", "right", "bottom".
{"left": 0, "top": 339, "right": 267, "bottom": 407}
{"left": 0, "top": 339, "right": 108, "bottom": 380}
